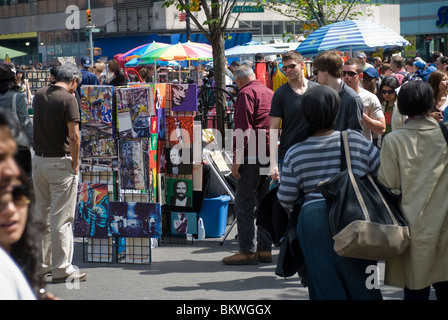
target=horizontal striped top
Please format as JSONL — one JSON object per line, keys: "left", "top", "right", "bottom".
{"left": 277, "top": 130, "right": 380, "bottom": 213}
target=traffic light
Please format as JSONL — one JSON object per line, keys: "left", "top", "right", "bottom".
{"left": 86, "top": 9, "right": 91, "bottom": 24}
{"left": 190, "top": 0, "right": 201, "bottom": 12}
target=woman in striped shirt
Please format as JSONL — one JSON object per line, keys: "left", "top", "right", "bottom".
{"left": 278, "top": 85, "right": 382, "bottom": 300}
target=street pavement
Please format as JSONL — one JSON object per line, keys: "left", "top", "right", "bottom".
{"left": 45, "top": 226, "right": 435, "bottom": 302}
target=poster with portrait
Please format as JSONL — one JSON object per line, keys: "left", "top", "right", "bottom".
{"left": 170, "top": 84, "right": 198, "bottom": 112}
{"left": 166, "top": 143, "right": 193, "bottom": 175}
{"left": 154, "top": 83, "right": 167, "bottom": 109}
{"left": 170, "top": 212, "right": 198, "bottom": 236}
{"left": 166, "top": 178, "right": 193, "bottom": 208}
{"left": 75, "top": 183, "right": 109, "bottom": 238}
{"left": 80, "top": 86, "right": 114, "bottom": 138}
{"left": 166, "top": 116, "right": 194, "bottom": 143}
{"left": 109, "top": 202, "right": 162, "bottom": 238}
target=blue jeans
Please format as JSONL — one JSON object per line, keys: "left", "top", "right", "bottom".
{"left": 234, "top": 163, "right": 271, "bottom": 253}
{"left": 297, "top": 200, "right": 383, "bottom": 300}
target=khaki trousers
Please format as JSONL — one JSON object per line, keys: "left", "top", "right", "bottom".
{"left": 32, "top": 156, "right": 79, "bottom": 278}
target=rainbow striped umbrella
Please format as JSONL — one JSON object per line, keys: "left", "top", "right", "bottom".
{"left": 136, "top": 42, "right": 213, "bottom": 65}
{"left": 121, "top": 41, "right": 170, "bottom": 62}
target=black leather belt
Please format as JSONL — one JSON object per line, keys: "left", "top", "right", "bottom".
{"left": 35, "top": 152, "right": 71, "bottom": 157}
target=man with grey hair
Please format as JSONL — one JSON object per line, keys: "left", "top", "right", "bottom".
{"left": 32, "top": 62, "right": 87, "bottom": 283}
{"left": 222, "top": 64, "right": 274, "bottom": 265}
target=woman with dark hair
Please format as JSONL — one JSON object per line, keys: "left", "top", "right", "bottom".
{"left": 0, "top": 169, "right": 57, "bottom": 299}
{"left": 428, "top": 70, "right": 448, "bottom": 123}
{"left": 378, "top": 76, "right": 406, "bottom": 147}
{"left": 106, "top": 59, "right": 127, "bottom": 87}
{"left": 378, "top": 81, "right": 448, "bottom": 300}
{"left": 15, "top": 67, "right": 32, "bottom": 106}
{"left": 277, "top": 85, "right": 382, "bottom": 300}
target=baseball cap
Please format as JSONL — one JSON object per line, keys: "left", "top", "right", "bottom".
{"left": 357, "top": 52, "right": 367, "bottom": 59}
{"left": 81, "top": 56, "right": 91, "bottom": 68}
{"left": 363, "top": 67, "right": 379, "bottom": 79}
{"left": 413, "top": 60, "right": 426, "bottom": 69}
{"left": 0, "top": 64, "right": 15, "bottom": 80}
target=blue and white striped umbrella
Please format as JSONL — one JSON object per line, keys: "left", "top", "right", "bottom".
{"left": 296, "top": 20, "right": 410, "bottom": 57}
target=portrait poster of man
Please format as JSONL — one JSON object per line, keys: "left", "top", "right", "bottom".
{"left": 109, "top": 202, "right": 162, "bottom": 238}
{"left": 166, "top": 144, "right": 193, "bottom": 175}
{"left": 80, "top": 85, "right": 114, "bottom": 138}
{"left": 167, "top": 116, "right": 194, "bottom": 143}
{"left": 171, "top": 84, "right": 198, "bottom": 112}
{"left": 171, "top": 212, "right": 198, "bottom": 236}
{"left": 75, "top": 183, "right": 109, "bottom": 238}
{"left": 167, "top": 178, "right": 193, "bottom": 208}
{"left": 154, "top": 83, "right": 167, "bottom": 109}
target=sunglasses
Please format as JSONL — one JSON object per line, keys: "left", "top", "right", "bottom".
{"left": 282, "top": 63, "right": 298, "bottom": 72}
{"left": 342, "top": 71, "right": 358, "bottom": 77}
{"left": 381, "top": 89, "right": 395, "bottom": 95}
{"left": 0, "top": 185, "right": 30, "bottom": 211}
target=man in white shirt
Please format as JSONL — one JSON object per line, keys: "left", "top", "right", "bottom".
{"left": 343, "top": 59, "right": 385, "bottom": 141}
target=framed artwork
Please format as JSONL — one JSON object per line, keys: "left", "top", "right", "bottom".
{"left": 80, "top": 86, "right": 114, "bottom": 138}
{"left": 166, "top": 178, "right": 193, "bottom": 208}
{"left": 80, "top": 138, "right": 116, "bottom": 158}
{"left": 75, "top": 183, "right": 109, "bottom": 238}
{"left": 171, "top": 212, "right": 198, "bottom": 236}
{"left": 157, "top": 108, "right": 166, "bottom": 141}
{"left": 119, "top": 140, "right": 146, "bottom": 190}
{"left": 166, "top": 144, "right": 193, "bottom": 175}
{"left": 166, "top": 116, "right": 194, "bottom": 143}
{"left": 171, "top": 84, "right": 198, "bottom": 112}
{"left": 109, "top": 202, "right": 162, "bottom": 238}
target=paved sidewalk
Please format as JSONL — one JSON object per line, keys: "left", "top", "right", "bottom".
{"left": 45, "top": 226, "right": 429, "bottom": 301}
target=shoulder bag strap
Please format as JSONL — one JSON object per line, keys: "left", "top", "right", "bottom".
{"left": 12, "top": 92, "right": 17, "bottom": 114}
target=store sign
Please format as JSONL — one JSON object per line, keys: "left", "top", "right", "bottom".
{"left": 436, "top": 6, "right": 448, "bottom": 27}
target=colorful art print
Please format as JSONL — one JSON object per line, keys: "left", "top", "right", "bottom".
{"left": 80, "top": 86, "right": 114, "bottom": 138}
{"left": 117, "top": 107, "right": 150, "bottom": 139}
{"left": 166, "top": 178, "right": 193, "bottom": 208}
{"left": 119, "top": 140, "right": 146, "bottom": 190}
{"left": 80, "top": 157, "right": 118, "bottom": 172}
{"left": 170, "top": 212, "right": 197, "bottom": 236}
{"left": 117, "top": 87, "right": 155, "bottom": 116}
{"left": 151, "top": 133, "right": 158, "bottom": 151}
{"left": 80, "top": 138, "right": 117, "bottom": 158}
{"left": 150, "top": 116, "right": 158, "bottom": 134}
{"left": 109, "top": 202, "right": 162, "bottom": 238}
{"left": 166, "top": 143, "right": 193, "bottom": 175}
{"left": 166, "top": 116, "right": 194, "bottom": 143}
{"left": 158, "top": 173, "right": 166, "bottom": 205}
{"left": 157, "top": 108, "right": 166, "bottom": 141}
{"left": 75, "top": 183, "right": 109, "bottom": 238}
{"left": 171, "top": 84, "right": 198, "bottom": 112}
{"left": 154, "top": 84, "right": 167, "bottom": 109}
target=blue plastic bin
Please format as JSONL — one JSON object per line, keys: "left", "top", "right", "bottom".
{"left": 199, "top": 195, "right": 231, "bottom": 238}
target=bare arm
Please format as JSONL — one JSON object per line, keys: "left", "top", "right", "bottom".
{"left": 269, "top": 116, "right": 281, "bottom": 180}
{"left": 362, "top": 113, "right": 386, "bottom": 135}
{"left": 67, "top": 121, "right": 80, "bottom": 174}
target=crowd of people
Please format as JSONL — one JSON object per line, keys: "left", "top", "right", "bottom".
{"left": 227, "top": 49, "right": 448, "bottom": 300}
{"left": 1, "top": 46, "right": 448, "bottom": 300}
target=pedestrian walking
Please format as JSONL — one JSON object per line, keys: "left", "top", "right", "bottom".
{"left": 222, "top": 65, "right": 273, "bottom": 265}
{"left": 342, "top": 59, "right": 385, "bottom": 142}
{"left": 277, "top": 85, "right": 382, "bottom": 300}
{"left": 0, "top": 64, "right": 33, "bottom": 178}
{"left": 312, "top": 50, "right": 364, "bottom": 133}
{"left": 268, "top": 50, "right": 319, "bottom": 182}
{"left": 32, "top": 62, "right": 87, "bottom": 283}
{"left": 378, "top": 80, "right": 448, "bottom": 300}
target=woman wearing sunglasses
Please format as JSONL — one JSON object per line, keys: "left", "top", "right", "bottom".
{"left": 378, "top": 76, "right": 407, "bottom": 147}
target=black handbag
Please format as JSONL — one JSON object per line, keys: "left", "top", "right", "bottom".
{"left": 317, "top": 131, "right": 410, "bottom": 261}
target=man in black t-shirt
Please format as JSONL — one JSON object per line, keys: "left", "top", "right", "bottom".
{"left": 269, "top": 50, "right": 319, "bottom": 182}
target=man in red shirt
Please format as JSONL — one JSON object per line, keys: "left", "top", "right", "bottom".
{"left": 222, "top": 65, "right": 274, "bottom": 265}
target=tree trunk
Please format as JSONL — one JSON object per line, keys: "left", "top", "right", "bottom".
{"left": 210, "top": 31, "right": 227, "bottom": 137}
